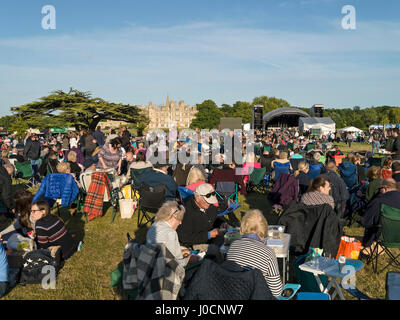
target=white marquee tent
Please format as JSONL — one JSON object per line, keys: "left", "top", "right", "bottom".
{"left": 339, "top": 126, "right": 363, "bottom": 133}
{"left": 299, "top": 117, "right": 336, "bottom": 136}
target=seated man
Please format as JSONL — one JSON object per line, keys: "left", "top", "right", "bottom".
{"left": 319, "top": 162, "right": 349, "bottom": 216}
{"left": 176, "top": 184, "right": 228, "bottom": 251}
{"left": 392, "top": 161, "right": 400, "bottom": 183}
{"left": 0, "top": 164, "right": 15, "bottom": 232}
{"left": 120, "top": 151, "right": 134, "bottom": 176}
{"left": 361, "top": 178, "right": 400, "bottom": 248}
{"left": 139, "top": 162, "right": 178, "bottom": 202}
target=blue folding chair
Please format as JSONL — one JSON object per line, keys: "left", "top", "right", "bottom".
{"left": 273, "top": 162, "right": 290, "bottom": 181}
{"left": 297, "top": 292, "right": 330, "bottom": 300}
{"left": 178, "top": 186, "right": 194, "bottom": 203}
{"left": 308, "top": 163, "right": 322, "bottom": 180}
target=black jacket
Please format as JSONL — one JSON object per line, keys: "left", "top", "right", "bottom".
{"left": 320, "top": 170, "right": 349, "bottom": 202}
{"left": 23, "top": 138, "right": 41, "bottom": 160}
{"left": 361, "top": 190, "right": 400, "bottom": 247}
{"left": 177, "top": 196, "right": 224, "bottom": 247}
{"left": 278, "top": 202, "right": 342, "bottom": 257}
{"left": 0, "top": 166, "right": 14, "bottom": 211}
{"left": 183, "top": 259, "right": 276, "bottom": 300}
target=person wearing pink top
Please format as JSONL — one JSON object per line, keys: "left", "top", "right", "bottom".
{"left": 241, "top": 153, "right": 261, "bottom": 183}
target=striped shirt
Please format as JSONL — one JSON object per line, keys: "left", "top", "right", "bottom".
{"left": 226, "top": 237, "right": 283, "bottom": 297}
{"left": 35, "top": 215, "right": 76, "bottom": 259}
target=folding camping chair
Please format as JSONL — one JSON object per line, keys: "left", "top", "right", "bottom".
{"left": 307, "top": 163, "right": 323, "bottom": 180}
{"left": 136, "top": 182, "right": 166, "bottom": 227}
{"left": 130, "top": 167, "right": 152, "bottom": 200}
{"left": 214, "top": 181, "right": 238, "bottom": 204}
{"left": 14, "top": 161, "right": 37, "bottom": 187}
{"left": 246, "top": 167, "right": 268, "bottom": 193}
{"left": 80, "top": 169, "right": 120, "bottom": 223}
{"left": 370, "top": 204, "right": 400, "bottom": 274}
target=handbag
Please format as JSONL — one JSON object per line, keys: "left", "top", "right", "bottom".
{"left": 335, "top": 236, "right": 361, "bottom": 260}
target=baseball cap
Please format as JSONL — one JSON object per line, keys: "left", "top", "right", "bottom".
{"left": 195, "top": 183, "right": 218, "bottom": 204}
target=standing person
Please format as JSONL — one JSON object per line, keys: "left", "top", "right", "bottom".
{"left": 390, "top": 128, "right": 400, "bottom": 161}
{"left": 97, "top": 137, "right": 123, "bottom": 174}
{"left": 371, "top": 130, "right": 381, "bottom": 157}
{"left": 120, "top": 126, "right": 131, "bottom": 152}
{"left": 93, "top": 126, "right": 105, "bottom": 148}
{"left": 23, "top": 134, "right": 41, "bottom": 183}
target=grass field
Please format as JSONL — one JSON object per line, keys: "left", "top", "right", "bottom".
{"left": 3, "top": 142, "right": 399, "bottom": 300}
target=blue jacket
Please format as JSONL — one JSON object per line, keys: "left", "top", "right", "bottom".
{"left": 33, "top": 173, "right": 79, "bottom": 207}
{"left": 139, "top": 169, "right": 178, "bottom": 202}
{"left": 0, "top": 243, "right": 8, "bottom": 282}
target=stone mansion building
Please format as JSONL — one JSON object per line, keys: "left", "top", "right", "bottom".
{"left": 99, "top": 97, "right": 197, "bottom": 130}
{"left": 141, "top": 97, "right": 197, "bottom": 130}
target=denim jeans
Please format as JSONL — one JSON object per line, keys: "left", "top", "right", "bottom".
{"left": 29, "top": 158, "right": 40, "bottom": 181}
{"left": 372, "top": 141, "right": 380, "bottom": 156}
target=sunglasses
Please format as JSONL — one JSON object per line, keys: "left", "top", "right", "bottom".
{"left": 203, "top": 191, "right": 216, "bottom": 198}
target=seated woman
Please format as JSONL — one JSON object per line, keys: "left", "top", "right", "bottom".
{"left": 290, "top": 148, "right": 303, "bottom": 159}
{"left": 365, "top": 166, "right": 382, "bottom": 203}
{"left": 0, "top": 189, "right": 34, "bottom": 245}
{"left": 352, "top": 154, "right": 367, "bottom": 184}
{"left": 294, "top": 161, "right": 310, "bottom": 196}
{"left": 30, "top": 201, "right": 78, "bottom": 260}
{"left": 67, "top": 150, "right": 83, "bottom": 180}
{"left": 146, "top": 201, "right": 198, "bottom": 268}
{"left": 226, "top": 209, "right": 283, "bottom": 297}
{"left": 300, "top": 176, "right": 335, "bottom": 209}
{"left": 381, "top": 157, "right": 393, "bottom": 179}
{"left": 186, "top": 167, "right": 207, "bottom": 191}
{"left": 38, "top": 150, "right": 59, "bottom": 176}
{"left": 240, "top": 152, "right": 261, "bottom": 183}
{"left": 271, "top": 151, "right": 292, "bottom": 181}
{"left": 134, "top": 141, "right": 147, "bottom": 156}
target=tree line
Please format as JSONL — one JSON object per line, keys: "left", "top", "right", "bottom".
{"left": 1, "top": 89, "right": 399, "bottom": 136}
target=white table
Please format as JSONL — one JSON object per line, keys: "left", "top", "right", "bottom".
{"left": 299, "top": 257, "right": 364, "bottom": 300}
{"left": 267, "top": 233, "right": 291, "bottom": 284}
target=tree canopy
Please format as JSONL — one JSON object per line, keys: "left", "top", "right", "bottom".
{"left": 10, "top": 88, "right": 148, "bottom": 131}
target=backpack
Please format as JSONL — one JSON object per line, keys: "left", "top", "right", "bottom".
{"left": 20, "top": 248, "right": 60, "bottom": 285}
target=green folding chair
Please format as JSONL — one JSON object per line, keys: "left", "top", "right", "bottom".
{"left": 371, "top": 204, "right": 400, "bottom": 274}
{"left": 130, "top": 167, "right": 152, "bottom": 199}
{"left": 14, "top": 161, "right": 35, "bottom": 187}
{"left": 247, "top": 167, "right": 267, "bottom": 193}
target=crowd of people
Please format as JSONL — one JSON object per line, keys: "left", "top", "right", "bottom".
{"left": 0, "top": 123, "right": 399, "bottom": 299}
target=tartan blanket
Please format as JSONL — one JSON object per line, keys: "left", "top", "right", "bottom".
{"left": 83, "top": 172, "right": 112, "bottom": 221}
{"left": 122, "top": 240, "right": 185, "bottom": 300}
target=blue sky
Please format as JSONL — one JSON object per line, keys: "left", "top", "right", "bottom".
{"left": 0, "top": 0, "right": 399, "bottom": 116}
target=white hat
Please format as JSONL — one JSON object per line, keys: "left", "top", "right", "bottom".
{"left": 195, "top": 183, "right": 218, "bottom": 204}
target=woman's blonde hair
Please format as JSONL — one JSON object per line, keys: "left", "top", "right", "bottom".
{"left": 240, "top": 209, "right": 268, "bottom": 238}
{"left": 367, "top": 166, "right": 381, "bottom": 180}
{"left": 279, "top": 151, "right": 288, "bottom": 160}
{"left": 186, "top": 167, "right": 206, "bottom": 186}
{"left": 154, "top": 201, "right": 185, "bottom": 222}
{"left": 67, "top": 150, "right": 77, "bottom": 162}
{"left": 1, "top": 150, "right": 8, "bottom": 158}
{"left": 294, "top": 161, "right": 309, "bottom": 178}
{"left": 57, "top": 162, "right": 71, "bottom": 173}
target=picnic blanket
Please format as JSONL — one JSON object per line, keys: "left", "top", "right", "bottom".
{"left": 83, "top": 172, "right": 112, "bottom": 221}
{"left": 122, "top": 240, "right": 185, "bottom": 300}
